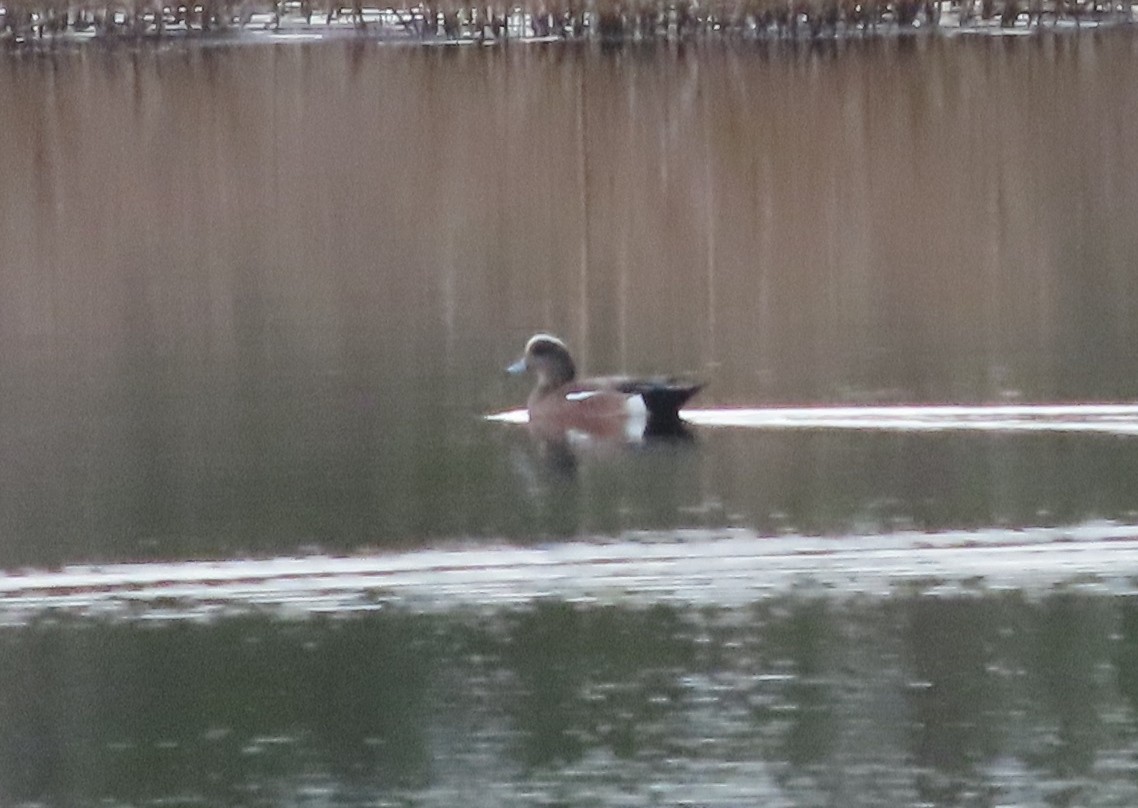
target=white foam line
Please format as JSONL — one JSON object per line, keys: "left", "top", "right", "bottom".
{"left": 3, "top": 524, "right": 1138, "bottom": 620}
{"left": 488, "top": 404, "right": 1138, "bottom": 434}
{"left": 485, "top": 408, "right": 528, "bottom": 423}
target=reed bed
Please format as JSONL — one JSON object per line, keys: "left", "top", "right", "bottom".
{"left": 0, "top": 0, "right": 1132, "bottom": 42}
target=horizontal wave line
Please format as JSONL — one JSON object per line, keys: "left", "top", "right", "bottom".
{"left": 4, "top": 523, "right": 1138, "bottom": 623}
{"left": 489, "top": 404, "right": 1138, "bottom": 434}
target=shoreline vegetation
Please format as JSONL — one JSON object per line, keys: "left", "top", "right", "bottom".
{"left": 0, "top": 0, "right": 1133, "bottom": 45}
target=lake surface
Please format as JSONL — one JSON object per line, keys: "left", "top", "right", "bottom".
{"left": 3, "top": 29, "right": 1138, "bottom": 806}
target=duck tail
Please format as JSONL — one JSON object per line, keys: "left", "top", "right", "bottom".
{"left": 638, "top": 382, "right": 703, "bottom": 425}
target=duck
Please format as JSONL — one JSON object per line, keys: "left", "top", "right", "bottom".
{"left": 506, "top": 333, "right": 702, "bottom": 439}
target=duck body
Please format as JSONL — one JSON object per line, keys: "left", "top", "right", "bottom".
{"left": 507, "top": 334, "right": 702, "bottom": 439}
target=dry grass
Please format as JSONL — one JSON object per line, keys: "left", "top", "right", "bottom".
{"left": 0, "top": 0, "right": 1132, "bottom": 41}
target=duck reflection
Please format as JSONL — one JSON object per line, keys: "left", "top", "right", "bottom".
{"left": 518, "top": 413, "right": 699, "bottom": 482}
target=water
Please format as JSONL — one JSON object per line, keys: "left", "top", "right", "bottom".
{"left": 6, "top": 593, "right": 1138, "bottom": 805}
{"left": 2, "top": 30, "right": 1138, "bottom": 806}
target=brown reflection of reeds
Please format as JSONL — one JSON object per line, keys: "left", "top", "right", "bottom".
{"left": 0, "top": 38, "right": 1137, "bottom": 560}
{"left": 2, "top": 37, "right": 1138, "bottom": 407}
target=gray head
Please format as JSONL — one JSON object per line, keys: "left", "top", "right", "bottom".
{"left": 506, "top": 334, "right": 577, "bottom": 391}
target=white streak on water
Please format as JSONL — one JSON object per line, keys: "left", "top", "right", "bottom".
{"left": 4, "top": 524, "right": 1138, "bottom": 623}
{"left": 486, "top": 408, "right": 528, "bottom": 423}
{"left": 488, "top": 404, "right": 1138, "bottom": 434}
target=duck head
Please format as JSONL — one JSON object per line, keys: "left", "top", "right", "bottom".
{"left": 506, "top": 334, "right": 577, "bottom": 393}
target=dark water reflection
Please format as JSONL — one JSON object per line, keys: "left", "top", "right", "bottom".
{"left": 4, "top": 595, "right": 1138, "bottom": 806}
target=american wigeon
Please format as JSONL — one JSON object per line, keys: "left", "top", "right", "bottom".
{"left": 506, "top": 334, "right": 702, "bottom": 439}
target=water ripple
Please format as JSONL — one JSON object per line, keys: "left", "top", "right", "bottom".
{"left": 490, "top": 403, "right": 1138, "bottom": 434}
{"left": 4, "top": 523, "right": 1138, "bottom": 623}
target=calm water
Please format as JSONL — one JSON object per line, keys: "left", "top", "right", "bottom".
{"left": 3, "top": 30, "right": 1138, "bottom": 806}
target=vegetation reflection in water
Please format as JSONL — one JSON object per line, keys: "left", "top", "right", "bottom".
{"left": 2, "top": 36, "right": 1138, "bottom": 565}
{"left": 3, "top": 594, "right": 1138, "bottom": 806}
